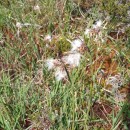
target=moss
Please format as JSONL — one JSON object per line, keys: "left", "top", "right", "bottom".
{"left": 54, "top": 37, "right": 71, "bottom": 53}
{"left": 46, "top": 36, "right": 71, "bottom": 58}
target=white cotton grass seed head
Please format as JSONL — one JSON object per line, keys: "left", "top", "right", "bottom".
{"left": 96, "top": 20, "right": 102, "bottom": 27}
{"left": 55, "top": 68, "right": 67, "bottom": 81}
{"left": 45, "top": 58, "right": 56, "bottom": 70}
{"left": 16, "top": 22, "right": 22, "bottom": 28}
{"left": 62, "top": 52, "right": 81, "bottom": 67}
{"left": 34, "top": 5, "right": 40, "bottom": 10}
{"left": 33, "top": 5, "right": 41, "bottom": 13}
{"left": 71, "top": 39, "right": 83, "bottom": 51}
{"left": 44, "top": 34, "right": 52, "bottom": 42}
{"left": 23, "top": 23, "right": 31, "bottom": 26}
{"left": 93, "top": 20, "right": 103, "bottom": 29}
{"left": 84, "top": 28, "right": 90, "bottom": 37}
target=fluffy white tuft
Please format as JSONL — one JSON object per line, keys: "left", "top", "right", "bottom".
{"left": 93, "top": 20, "right": 103, "bottom": 28}
{"left": 62, "top": 52, "right": 81, "bottom": 67}
{"left": 55, "top": 68, "right": 67, "bottom": 81}
{"left": 16, "top": 22, "right": 22, "bottom": 28}
{"left": 71, "top": 39, "right": 83, "bottom": 51}
{"left": 44, "top": 34, "right": 52, "bottom": 42}
{"left": 84, "top": 28, "right": 90, "bottom": 37}
{"left": 45, "top": 58, "right": 56, "bottom": 70}
{"left": 34, "top": 5, "right": 40, "bottom": 11}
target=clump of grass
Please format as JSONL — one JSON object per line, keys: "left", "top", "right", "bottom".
{"left": 100, "top": 0, "right": 130, "bottom": 24}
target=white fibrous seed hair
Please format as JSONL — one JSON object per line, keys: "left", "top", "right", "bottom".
{"left": 44, "top": 34, "right": 52, "bottom": 42}
{"left": 45, "top": 58, "right": 59, "bottom": 70}
{"left": 55, "top": 68, "right": 67, "bottom": 81}
{"left": 84, "top": 28, "right": 90, "bottom": 37}
{"left": 93, "top": 20, "right": 103, "bottom": 29}
{"left": 23, "top": 23, "right": 31, "bottom": 26}
{"left": 16, "top": 22, "right": 22, "bottom": 28}
{"left": 62, "top": 52, "right": 81, "bottom": 67}
{"left": 106, "top": 74, "right": 124, "bottom": 89}
{"left": 34, "top": 5, "right": 40, "bottom": 11}
{"left": 71, "top": 38, "right": 83, "bottom": 51}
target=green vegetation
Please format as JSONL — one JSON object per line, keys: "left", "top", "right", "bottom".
{"left": 0, "top": 0, "right": 130, "bottom": 130}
